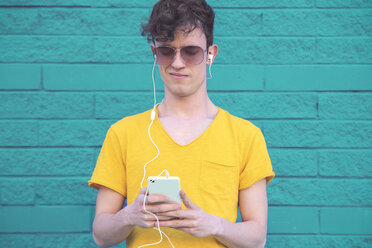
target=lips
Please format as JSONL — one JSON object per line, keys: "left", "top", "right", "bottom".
{"left": 170, "top": 72, "right": 188, "bottom": 79}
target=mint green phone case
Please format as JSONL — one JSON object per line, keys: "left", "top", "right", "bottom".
{"left": 148, "top": 176, "right": 181, "bottom": 204}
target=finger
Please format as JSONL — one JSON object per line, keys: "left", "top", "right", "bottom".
{"left": 180, "top": 190, "right": 198, "bottom": 209}
{"left": 159, "top": 209, "right": 198, "bottom": 219}
{"left": 146, "top": 194, "right": 169, "bottom": 204}
{"left": 139, "top": 187, "right": 148, "bottom": 195}
{"left": 145, "top": 202, "right": 182, "bottom": 213}
{"left": 159, "top": 219, "right": 196, "bottom": 228}
{"left": 144, "top": 214, "right": 179, "bottom": 221}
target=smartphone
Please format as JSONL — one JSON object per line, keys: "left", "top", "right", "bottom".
{"left": 148, "top": 176, "right": 181, "bottom": 204}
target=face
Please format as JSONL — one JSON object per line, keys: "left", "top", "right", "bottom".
{"left": 151, "top": 27, "right": 217, "bottom": 99}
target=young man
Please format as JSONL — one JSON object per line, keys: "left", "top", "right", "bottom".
{"left": 88, "top": 0, "right": 275, "bottom": 247}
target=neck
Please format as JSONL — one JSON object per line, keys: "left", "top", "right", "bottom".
{"left": 158, "top": 89, "right": 217, "bottom": 120}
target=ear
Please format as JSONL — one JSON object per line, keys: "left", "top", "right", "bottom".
{"left": 207, "top": 44, "right": 218, "bottom": 65}
{"left": 151, "top": 44, "right": 156, "bottom": 59}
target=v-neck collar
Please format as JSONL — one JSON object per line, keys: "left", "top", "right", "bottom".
{"left": 154, "top": 105, "right": 222, "bottom": 148}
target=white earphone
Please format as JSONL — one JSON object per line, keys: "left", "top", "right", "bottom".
{"left": 208, "top": 54, "right": 213, "bottom": 64}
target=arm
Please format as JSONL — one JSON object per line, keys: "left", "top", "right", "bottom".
{"left": 158, "top": 178, "right": 268, "bottom": 248}
{"left": 92, "top": 185, "right": 134, "bottom": 247}
{"left": 92, "top": 186, "right": 182, "bottom": 247}
{"left": 214, "top": 178, "right": 268, "bottom": 248}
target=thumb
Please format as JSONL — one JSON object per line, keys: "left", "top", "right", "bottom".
{"left": 139, "top": 187, "right": 148, "bottom": 195}
{"left": 180, "top": 190, "right": 198, "bottom": 209}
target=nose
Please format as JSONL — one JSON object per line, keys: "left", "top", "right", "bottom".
{"left": 171, "top": 50, "right": 186, "bottom": 69}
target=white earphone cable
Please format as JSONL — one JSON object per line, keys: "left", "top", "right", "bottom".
{"left": 137, "top": 56, "right": 174, "bottom": 248}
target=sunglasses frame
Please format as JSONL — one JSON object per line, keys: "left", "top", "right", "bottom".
{"left": 154, "top": 45, "right": 208, "bottom": 65}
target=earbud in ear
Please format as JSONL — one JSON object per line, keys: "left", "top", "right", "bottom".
{"left": 208, "top": 54, "right": 213, "bottom": 64}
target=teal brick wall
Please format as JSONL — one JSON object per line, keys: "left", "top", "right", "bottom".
{"left": 0, "top": 0, "right": 371, "bottom": 247}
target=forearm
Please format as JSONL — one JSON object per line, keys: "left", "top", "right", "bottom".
{"left": 214, "top": 218, "right": 267, "bottom": 248}
{"left": 93, "top": 208, "right": 135, "bottom": 247}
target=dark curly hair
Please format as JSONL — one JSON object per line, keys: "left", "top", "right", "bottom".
{"left": 141, "top": 0, "right": 215, "bottom": 48}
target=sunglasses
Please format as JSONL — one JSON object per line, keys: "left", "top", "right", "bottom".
{"left": 154, "top": 46, "right": 208, "bottom": 65}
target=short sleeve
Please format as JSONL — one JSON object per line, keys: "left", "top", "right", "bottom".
{"left": 88, "top": 126, "right": 127, "bottom": 197}
{"left": 239, "top": 128, "right": 275, "bottom": 190}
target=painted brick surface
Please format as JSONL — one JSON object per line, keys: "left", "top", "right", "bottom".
{"left": 263, "top": 10, "right": 372, "bottom": 36}
{"left": 39, "top": 120, "right": 112, "bottom": 146}
{"left": 35, "top": 178, "right": 96, "bottom": 205}
{"left": 266, "top": 235, "right": 372, "bottom": 248}
{"left": 1, "top": 179, "right": 35, "bottom": 205}
{"left": 269, "top": 207, "right": 319, "bottom": 234}
{"left": 268, "top": 179, "right": 372, "bottom": 206}
{"left": 264, "top": 121, "right": 372, "bottom": 148}
{"left": 0, "top": 206, "right": 91, "bottom": 232}
{"left": 319, "top": 93, "right": 372, "bottom": 119}
{"left": 319, "top": 150, "right": 372, "bottom": 177}
{"left": 0, "top": 93, "right": 94, "bottom": 118}
{"left": 0, "top": 121, "right": 38, "bottom": 146}
{"left": 0, "top": 148, "right": 95, "bottom": 176}
{"left": 268, "top": 149, "right": 317, "bottom": 176}
{"left": 266, "top": 65, "right": 372, "bottom": 91}
{"left": 0, "top": 64, "right": 41, "bottom": 90}
{"left": 1, "top": 0, "right": 371, "bottom": 247}
{"left": 320, "top": 207, "right": 372, "bottom": 234}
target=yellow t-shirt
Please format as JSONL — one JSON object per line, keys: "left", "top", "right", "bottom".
{"left": 88, "top": 106, "right": 275, "bottom": 248}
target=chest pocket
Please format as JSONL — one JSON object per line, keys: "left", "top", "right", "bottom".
{"left": 199, "top": 159, "right": 238, "bottom": 198}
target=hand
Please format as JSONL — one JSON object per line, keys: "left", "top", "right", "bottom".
{"left": 158, "top": 190, "right": 223, "bottom": 238}
{"left": 124, "top": 187, "right": 183, "bottom": 229}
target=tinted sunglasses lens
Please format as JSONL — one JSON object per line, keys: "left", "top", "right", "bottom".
{"left": 181, "top": 46, "right": 204, "bottom": 65}
{"left": 155, "top": 47, "right": 175, "bottom": 65}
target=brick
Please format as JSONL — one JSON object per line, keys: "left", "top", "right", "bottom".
{"left": 210, "top": 0, "right": 313, "bottom": 8}
{"left": 95, "top": 92, "right": 163, "bottom": 119}
{"left": 0, "top": 36, "right": 93, "bottom": 63}
{"left": 0, "top": 0, "right": 155, "bottom": 7}
{"left": 316, "top": 0, "right": 372, "bottom": 8}
{"left": 0, "top": 206, "right": 91, "bottom": 232}
{"left": 209, "top": 65, "right": 264, "bottom": 91}
{"left": 0, "top": 148, "right": 94, "bottom": 176}
{"left": 35, "top": 178, "right": 97, "bottom": 205}
{"left": 1, "top": 179, "right": 35, "bottom": 205}
{"left": 0, "top": 8, "right": 149, "bottom": 36}
{"left": 320, "top": 207, "right": 372, "bottom": 234}
{"left": 266, "top": 235, "right": 372, "bottom": 248}
{"left": 268, "top": 149, "right": 317, "bottom": 176}
{"left": 263, "top": 10, "right": 372, "bottom": 36}
{"left": 38, "top": 8, "right": 149, "bottom": 36}
{"left": 319, "top": 150, "right": 372, "bottom": 177}
{"left": 319, "top": 93, "right": 372, "bottom": 120}
{"left": 93, "top": 37, "right": 149, "bottom": 63}
{"left": 34, "top": 234, "right": 109, "bottom": 248}
{"left": 0, "top": 64, "right": 40, "bottom": 90}
{"left": 268, "top": 179, "right": 372, "bottom": 206}
{"left": 214, "top": 10, "right": 261, "bottom": 36}
{"left": 210, "top": 93, "right": 317, "bottom": 119}
{"left": 268, "top": 207, "right": 318, "bottom": 234}
{"left": 44, "top": 64, "right": 161, "bottom": 91}
{"left": 0, "top": 234, "right": 35, "bottom": 247}
{"left": 263, "top": 121, "right": 372, "bottom": 148}
{"left": 0, "top": 9, "right": 39, "bottom": 34}
{"left": 39, "top": 120, "right": 112, "bottom": 146}
{"left": 0, "top": 0, "right": 314, "bottom": 8}
{"left": 0, "top": 93, "right": 94, "bottom": 119}
{"left": 216, "top": 37, "right": 316, "bottom": 64}
{"left": 0, "top": 121, "right": 38, "bottom": 146}
{"left": 317, "top": 38, "right": 372, "bottom": 63}
{"left": 266, "top": 65, "right": 372, "bottom": 91}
